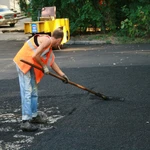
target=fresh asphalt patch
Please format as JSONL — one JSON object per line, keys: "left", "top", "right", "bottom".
{"left": 0, "top": 42, "right": 150, "bottom": 150}
{"left": 0, "top": 66, "right": 150, "bottom": 150}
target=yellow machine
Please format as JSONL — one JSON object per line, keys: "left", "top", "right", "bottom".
{"left": 24, "top": 7, "right": 70, "bottom": 45}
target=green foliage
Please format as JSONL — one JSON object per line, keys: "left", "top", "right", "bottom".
{"left": 19, "top": 0, "right": 150, "bottom": 37}
{"left": 50, "top": 0, "right": 104, "bottom": 34}
{"left": 19, "top": 0, "right": 29, "bottom": 15}
{"left": 19, "top": 0, "right": 52, "bottom": 20}
{"left": 120, "top": 2, "right": 150, "bottom": 37}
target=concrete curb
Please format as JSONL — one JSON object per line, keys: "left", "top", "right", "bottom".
{"left": 0, "top": 32, "right": 108, "bottom": 44}
{"left": 0, "top": 36, "right": 107, "bottom": 45}
{"left": 1, "top": 16, "right": 27, "bottom": 33}
{"left": 2, "top": 29, "right": 24, "bottom": 33}
{"left": 66, "top": 40, "right": 107, "bottom": 45}
{"left": 0, "top": 16, "right": 108, "bottom": 44}
{"left": 0, "top": 15, "right": 108, "bottom": 44}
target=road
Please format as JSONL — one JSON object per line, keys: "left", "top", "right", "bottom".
{"left": 0, "top": 18, "right": 31, "bottom": 32}
{"left": 0, "top": 18, "right": 31, "bottom": 41}
{"left": 0, "top": 42, "right": 150, "bottom": 150}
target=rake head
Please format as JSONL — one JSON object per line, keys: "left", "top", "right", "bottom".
{"left": 95, "top": 93, "right": 125, "bottom": 101}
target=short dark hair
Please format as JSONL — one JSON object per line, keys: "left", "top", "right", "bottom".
{"left": 52, "top": 27, "right": 64, "bottom": 39}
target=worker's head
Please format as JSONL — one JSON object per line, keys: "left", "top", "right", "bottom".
{"left": 51, "top": 27, "right": 64, "bottom": 48}
{"left": 52, "top": 26, "right": 64, "bottom": 39}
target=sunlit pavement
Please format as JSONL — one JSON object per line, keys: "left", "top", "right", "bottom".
{"left": 0, "top": 17, "right": 107, "bottom": 44}
{"left": 0, "top": 41, "right": 150, "bottom": 150}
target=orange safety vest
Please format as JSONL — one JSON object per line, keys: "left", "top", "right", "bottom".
{"left": 13, "top": 35, "right": 55, "bottom": 83}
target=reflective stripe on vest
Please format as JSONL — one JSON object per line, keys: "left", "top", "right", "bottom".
{"left": 13, "top": 35, "right": 55, "bottom": 83}
{"left": 27, "top": 39, "right": 37, "bottom": 52}
{"left": 27, "top": 39, "right": 50, "bottom": 60}
{"left": 47, "top": 49, "right": 55, "bottom": 66}
{"left": 41, "top": 49, "right": 50, "bottom": 59}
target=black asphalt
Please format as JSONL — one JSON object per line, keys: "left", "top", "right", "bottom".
{"left": 0, "top": 41, "right": 150, "bottom": 150}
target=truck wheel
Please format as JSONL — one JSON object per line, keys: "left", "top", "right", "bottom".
{"left": 10, "top": 23, "right": 15, "bottom": 27}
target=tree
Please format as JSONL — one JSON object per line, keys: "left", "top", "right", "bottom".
{"left": 121, "top": 0, "right": 150, "bottom": 37}
{"left": 19, "top": 0, "right": 150, "bottom": 37}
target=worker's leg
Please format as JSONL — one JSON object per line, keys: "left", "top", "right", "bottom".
{"left": 30, "top": 68, "right": 38, "bottom": 118}
{"left": 16, "top": 66, "right": 32, "bottom": 120}
{"left": 29, "top": 68, "right": 48, "bottom": 124}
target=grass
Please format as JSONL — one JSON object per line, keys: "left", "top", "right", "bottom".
{"left": 117, "top": 36, "right": 150, "bottom": 44}
{"left": 71, "top": 32, "right": 150, "bottom": 44}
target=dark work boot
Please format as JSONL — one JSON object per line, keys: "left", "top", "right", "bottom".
{"left": 30, "top": 111, "right": 48, "bottom": 124}
{"left": 20, "top": 120, "right": 38, "bottom": 132}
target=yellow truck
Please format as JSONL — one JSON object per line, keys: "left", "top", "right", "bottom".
{"left": 24, "top": 6, "right": 70, "bottom": 45}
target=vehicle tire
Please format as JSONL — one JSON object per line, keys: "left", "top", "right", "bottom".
{"left": 10, "top": 23, "right": 15, "bottom": 27}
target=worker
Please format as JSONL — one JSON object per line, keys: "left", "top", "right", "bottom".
{"left": 13, "top": 27, "right": 69, "bottom": 132}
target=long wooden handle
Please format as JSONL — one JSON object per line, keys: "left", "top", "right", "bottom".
{"left": 20, "top": 59, "right": 107, "bottom": 99}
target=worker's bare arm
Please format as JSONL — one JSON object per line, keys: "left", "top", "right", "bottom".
{"left": 51, "top": 61, "right": 65, "bottom": 76}
{"left": 32, "top": 36, "right": 51, "bottom": 67}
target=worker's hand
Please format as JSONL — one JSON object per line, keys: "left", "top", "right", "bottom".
{"left": 43, "top": 65, "right": 49, "bottom": 75}
{"left": 62, "top": 74, "right": 69, "bottom": 84}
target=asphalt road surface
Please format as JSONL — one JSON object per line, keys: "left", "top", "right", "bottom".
{"left": 0, "top": 41, "right": 150, "bottom": 150}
